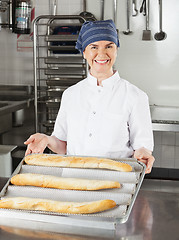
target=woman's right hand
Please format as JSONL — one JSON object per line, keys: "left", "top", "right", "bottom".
{"left": 24, "top": 133, "right": 50, "bottom": 156}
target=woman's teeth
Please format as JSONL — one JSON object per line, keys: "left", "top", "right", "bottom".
{"left": 95, "top": 60, "right": 108, "bottom": 63}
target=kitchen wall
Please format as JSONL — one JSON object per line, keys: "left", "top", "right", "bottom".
{"left": 153, "top": 131, "right": 179, "bottom": 169}
{"left": 0, "top": 0, "right": 178, "bottom": 169}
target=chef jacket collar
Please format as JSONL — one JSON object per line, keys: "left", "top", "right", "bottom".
{"left": 87, "top": 71, "right": 120, "bottom": 90}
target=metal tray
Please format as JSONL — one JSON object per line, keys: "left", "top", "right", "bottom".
{"left": 45, "top": 67, "right": 86, "bottom": 76}
{"left": 0, "top": 155, "right": 146, "bottom": 230}
{"left": 46, "top": 78, "right": 82, "bottom": 87}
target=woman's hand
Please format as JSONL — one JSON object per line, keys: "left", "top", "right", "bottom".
{"left": 24, "top": 133, "right": 50, "bottom": 156}
{"left": 133, "top": 147, "right": 155, "bottom": 174}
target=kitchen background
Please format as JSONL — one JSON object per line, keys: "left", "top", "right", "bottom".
{"left": 0, "top": 0, "right": 179, "bottom": 178}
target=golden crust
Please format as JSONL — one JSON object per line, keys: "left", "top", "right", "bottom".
{"left": 0, "top": 197, "right": 116, "bottom": 214}
{"left": 11, "top": 173, "right": 121, "bottom": 190}
{"left": 25, "top": 154, "right": 132, "bottom": 172}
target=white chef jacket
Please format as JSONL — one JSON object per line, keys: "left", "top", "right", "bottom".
{"left": 52, "top": 71, "right": 154, "bottom": 158}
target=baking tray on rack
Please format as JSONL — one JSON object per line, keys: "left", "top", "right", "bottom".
{"left": 0, "top": 155, "right": 146, "bottom": 230}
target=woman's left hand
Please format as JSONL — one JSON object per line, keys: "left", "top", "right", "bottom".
{"left": 133, "top": 147, "right": 155, "bottom": 174}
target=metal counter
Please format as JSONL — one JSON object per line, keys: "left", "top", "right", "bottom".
{"left": 0, "top": 177, "right": 179, "bottom": 240}
{"left": 150, "top": 105, "right": 179, "bottom": 132}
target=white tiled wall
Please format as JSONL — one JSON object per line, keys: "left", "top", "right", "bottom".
{"left": 153, "top": 132, "right": 179, "bottom": 169}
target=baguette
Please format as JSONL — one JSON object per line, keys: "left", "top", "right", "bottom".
{"left": 0, "top": 197, "right": 116, "bottom": 214}
{"left": 25, "top": 154, "right": 132, "bottom": 172}
{"left": 11, "top": 173, "right": 121, "bottom": 190}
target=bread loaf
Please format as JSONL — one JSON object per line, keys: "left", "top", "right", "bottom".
{"left": 11, "top": 173, "right": 121, "bottom": 190}
{"left": 0, "top": 197, "right": 116, "bottom": 214}
{"left": 25, "top": 154, "right": 132, "bottom": 172}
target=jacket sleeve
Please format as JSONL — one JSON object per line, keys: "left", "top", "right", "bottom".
{"left": 128, "top": 92, "right": 154, "bottom": 152}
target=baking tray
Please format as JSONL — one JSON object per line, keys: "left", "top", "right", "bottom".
{"left": 46, "top": 78, "right": 82, "bottom": 87}
{"left": 0, "top": 155, "right": 146, "bottom": 229}
{"left": 44, "top": 67, "right": 86, "bottom": 76}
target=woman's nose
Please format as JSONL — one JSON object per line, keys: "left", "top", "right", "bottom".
{"left": 97, "top": 48, "right": 107, "bottom": 57}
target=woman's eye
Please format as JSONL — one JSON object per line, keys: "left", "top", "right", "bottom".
{"left": 91, "top": 46, "right": 97, "bottom": 49}
{"left": 106, "top": 45, "right": 113, "bottom": 49}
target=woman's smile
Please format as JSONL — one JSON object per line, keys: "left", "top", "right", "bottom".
{"left": 94, "top": 59, "right": 110, "bottom": 64}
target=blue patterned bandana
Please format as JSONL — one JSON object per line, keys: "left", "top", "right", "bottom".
{"left": 75, "top": 19, "right": 120, "bottom": 53}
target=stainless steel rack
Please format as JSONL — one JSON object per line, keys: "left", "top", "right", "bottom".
{"left": 33, "top": 15, "right": 87, "bottom": 134}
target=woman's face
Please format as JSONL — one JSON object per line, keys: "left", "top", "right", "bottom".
{"left": 83, "top": 41, "right": 117, "bottom": 76}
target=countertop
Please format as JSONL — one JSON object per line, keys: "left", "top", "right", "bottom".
{"left": 0, "top": 178, "right": 179, "bottom": 240}
{"left": 0, "top": 100, "right": 32, "bottom": 117}
{"left": 0, "top": 84, "right": 34, "bottom": 117}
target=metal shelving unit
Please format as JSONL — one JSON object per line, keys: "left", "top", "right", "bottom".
{"left": 33, "top": 15, "right": 87, "bottom": 134}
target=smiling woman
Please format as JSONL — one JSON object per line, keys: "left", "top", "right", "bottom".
{"left": 24, "top": 19, "right": 155, "bottom": 174}
{"left": 75, "top": 20, "right": 119, "bottom": 85}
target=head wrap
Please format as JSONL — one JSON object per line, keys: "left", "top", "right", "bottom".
{"left": 75, "top": 19, "right": 120, "bottom": 53}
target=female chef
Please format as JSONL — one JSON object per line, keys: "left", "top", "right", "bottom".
{"left": 24, "top": 20, "right": 155, "bottom": 174}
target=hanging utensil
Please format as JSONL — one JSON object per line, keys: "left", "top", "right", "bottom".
{"left": 143, "top": 0, "right": 146, "bottom": 16}
{"left": 49, "top": 0, "right": 58, "bottom": 15}
{"left": 101, "top": 0, "right": 105, "bottom": 20}
{"left": 142, "top": 0, "right": 152, "bottom": 40}
{"left": 140, "top": 0, "right": 146, "bottom": 16}
{"left": 0, "top": 1, "right": 8, "bottom": 12}
{"left": 154, "top": 0, "right": 167, "bottom": 41}
{"left": 123, "top": 0, "right": 132, "bottom": 35}
{"left": 53, "top": 0, "right": 57, "bottom": 15}
{"left": 113, "top": 0, "right": 117, "bottom": 24}
{"left": 132, "top": 0, "right": 138, "bottom": 16}
{"left": 79, "top": 0, "right": 97, "bottom": 22}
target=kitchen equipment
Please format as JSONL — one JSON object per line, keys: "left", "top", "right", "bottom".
{"left": 13, "top": 0, "right": 32, "bottom": 34}
{"left": 142, "top": 0, "right": 152, "bottom": 40}
{"left": 49, "top": 0, "right": 58, "bottom": 15}
{"left": 33, "top": 15, "right": 87, "bottom": 133}
{"left": 132, "top": 0, "right": 138, "bottom": 16}
{"left": 101, "top": 0, "right": 104, "bottom": 20}
{"left": 113, "top": 0, "right": 117, "bottom": 24}
{"left": 0, "top": 145, "right": 16, "bottom": 178}
{"left": 49, "top": 25, "right": 81, "bottom": 54}
{"left": 140, "top": 0, "right": 146, "bottom": 16}
{"left": 0, "top": 0, "right": 11, "bottom": 29}
{"left": 123, "top": 0, "right": 132, "bottom": 35}
{"left": 154, "top": 0, "right": 167, "bottom": 41}
{"left": 0, "top": 155, "right": 146, "bottom": 228}
{"left": 44, "top": 98, "right": 61, "bottom": 133}
{"left": 79, "top": 0, "right": 96, "bottom": 22}
{"left": 0, "top": 1, "right": 8, "bottom": 12}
